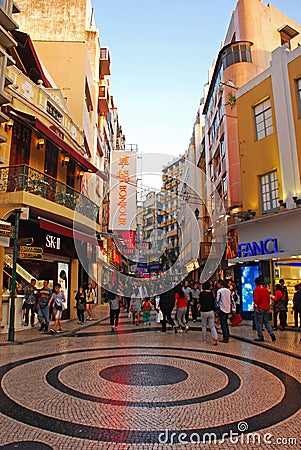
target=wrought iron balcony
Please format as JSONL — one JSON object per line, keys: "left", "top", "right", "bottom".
{"left": 0, "top": 165, "right": 99, "bottom": 221}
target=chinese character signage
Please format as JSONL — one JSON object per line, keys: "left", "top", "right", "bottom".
{"left": 109, "top": 151, "right": 137, "bottom": 230}
{"left": 114, "top": 230, "right": 136, "bottom": 255}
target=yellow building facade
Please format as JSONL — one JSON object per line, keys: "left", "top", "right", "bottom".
{"left": 228, "top": 45, "right": 301, "bottom": 314}
{"left": 237, "top": 45, "right": 301, "bottom": 217}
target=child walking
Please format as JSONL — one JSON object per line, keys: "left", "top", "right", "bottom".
{"left": 142, "top": 297, "right": 152, "bottom": 325}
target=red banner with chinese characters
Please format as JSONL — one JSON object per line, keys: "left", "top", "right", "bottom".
{"left": 109, "top": 151, "right": 137, "bottom": 231}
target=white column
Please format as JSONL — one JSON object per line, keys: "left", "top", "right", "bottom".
{"left": 271, "top": 46, "right": 301, "bottom": 208}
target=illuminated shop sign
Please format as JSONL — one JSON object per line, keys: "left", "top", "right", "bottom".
{"left": 238, "top": 238, "right": 282, "bottom": 258}
{"left": 45, "top": 234, "right": 61, "bottom": 250}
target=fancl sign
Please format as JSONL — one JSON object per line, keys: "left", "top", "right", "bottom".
{"left": 238, "top": 238, "right": 282, "bottom": 258}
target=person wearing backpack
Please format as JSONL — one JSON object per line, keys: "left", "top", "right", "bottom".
{"left": 38, "top": 280, "right": 52, "bottom": 333}
{"left": 23, "top": 278, "right": 39, "bottom": 327}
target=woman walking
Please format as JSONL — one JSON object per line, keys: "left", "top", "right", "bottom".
{"left": 191, "top": 282, "right": 200, "bottom": 322}
{"left": 159, "top": 288, "right": 177, "bottom": 333}
{"left": 49, "top": 283, "right": 66, "bottom": 333}
{"left": 130, "top": 287, "right": 142, "bottom": 325}
{"left": 199, "top": 281, "right": 218, "bottom": 345}
{"left": 272, "top": 283, "right": 287, "bottom": 331}
{"left": 107, "top": 289, "right": 120, "bottom": 332}
{"left": 75, "top": 285, "right": 86, "bottom": 324}
{"left": 85, "top": 282, "right": 96, "bottom": 320}
{"left": 292, "top": 283, "right": 301, "bottom": 328}
{"left": 174, "top": 284, "right": 188, "bottom": 332}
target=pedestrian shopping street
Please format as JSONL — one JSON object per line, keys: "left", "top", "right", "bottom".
{"left": 0, "top": 306, "right": 300, "bottom": 449}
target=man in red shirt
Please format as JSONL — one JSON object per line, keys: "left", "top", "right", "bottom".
{"left": 253, "top": 277, "right": 276, "bottom": 342}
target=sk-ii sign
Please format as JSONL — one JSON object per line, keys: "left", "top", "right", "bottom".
{"left": 45, "top": 234, "right": 61, "bottom": 250}
{"left": 238, "top": 238, "right": 282, "bottom": 258}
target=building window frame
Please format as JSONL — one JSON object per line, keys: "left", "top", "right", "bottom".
{"left": 220, "top": 138, "right": 225, "bottom": 160}
{"left": 222, "top": 174, "right": 227, "bottom": 193}
{"left": 221, "top": 42, "right": 252, "bottom": 70}
{"left": 0, "top": 0, "right": 13, "bottom": 15}
{"left": 85, "top": 79, "right": 93, "bottom": 114}
{"left": 254, "top": 98, "right": 273, "bottom": 141}
{"left": 260, "top": 170, "right": 279, "bottom": 214}
{"left": 297, "top": 79, "right": 301, "bottom": 118}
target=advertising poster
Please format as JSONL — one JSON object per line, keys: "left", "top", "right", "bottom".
{"left": 58, "top": 262, "right": 69, "bottom": 301}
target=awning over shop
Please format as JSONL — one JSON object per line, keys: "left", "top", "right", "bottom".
{"left": 11, "top": 30, "right": 52, "bottom": 88}
{"left": 39, "top": 217, "right": 100, "bottom": 246}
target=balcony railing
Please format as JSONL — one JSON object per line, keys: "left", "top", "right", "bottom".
{"left": 0, "top": 165, "right": 99, "bottom": 221}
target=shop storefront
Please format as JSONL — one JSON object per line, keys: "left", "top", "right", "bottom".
{"left": 2, "top": 216, "right": 100, "bottom": 330}
{"left": 227, "top": 208, "right": 301, "bottom": 321}
{"left": 2, "top": 219, "right": 78, "bottom": 327}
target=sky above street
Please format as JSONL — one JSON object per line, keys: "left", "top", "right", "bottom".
{"left": 95, "top": 0, "right": 301, "bottom": 189}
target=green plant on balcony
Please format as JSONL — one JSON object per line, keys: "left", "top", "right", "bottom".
{"left": 225, "top": 93, "right": 237, "bottom": 109}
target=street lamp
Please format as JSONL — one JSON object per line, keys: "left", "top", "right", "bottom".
{"left": 219, "top": 80, "right": 238, "bottom": 109}
{"left": 219, "top": 79, "right": 238, "bottom": 89}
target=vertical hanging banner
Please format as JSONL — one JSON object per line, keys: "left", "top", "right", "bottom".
{"left": 109, "top": 151, "right": 137, "bottom": 231}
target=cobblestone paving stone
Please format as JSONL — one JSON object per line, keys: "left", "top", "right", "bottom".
{"left": 0, "top": 310, "right": 300, "bottom": 449}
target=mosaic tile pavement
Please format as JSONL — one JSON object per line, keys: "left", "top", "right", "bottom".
{"left": 0, "top": 309, "right": 300, "bottom": 449}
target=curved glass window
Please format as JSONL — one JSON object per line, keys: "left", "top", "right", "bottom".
{"left": 222, "top": 43, "right": 252, "bottom": 70}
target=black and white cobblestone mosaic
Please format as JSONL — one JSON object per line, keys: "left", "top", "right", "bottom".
{"left": 0, "top": 342, "right": 301, "bottom": 447}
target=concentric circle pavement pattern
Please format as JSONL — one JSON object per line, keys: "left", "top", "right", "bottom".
{"left": 99, "top": 363, "right": 188, "bottom": 386}
{"left": 0, "top": 317, "right": 301, "bottom": 449}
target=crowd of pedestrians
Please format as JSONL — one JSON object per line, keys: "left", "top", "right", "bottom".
{"left": 101, "top": 277, "right": 238, "bottom": 344}
{"left": 20, "top": 273, "right": 301, "bottom": 344}
{"left": 22, "top": 278, "right": 97, "bottom": 334}
{"left": 102, "top": 274, "right": 301, "bottom": 345}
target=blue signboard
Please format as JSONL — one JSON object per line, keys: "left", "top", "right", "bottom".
{"left": 148, "top": 263, "right": 163, "bottom": 272}
{"left": 238, "top": 238, "right": 282, "bottom": 258}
